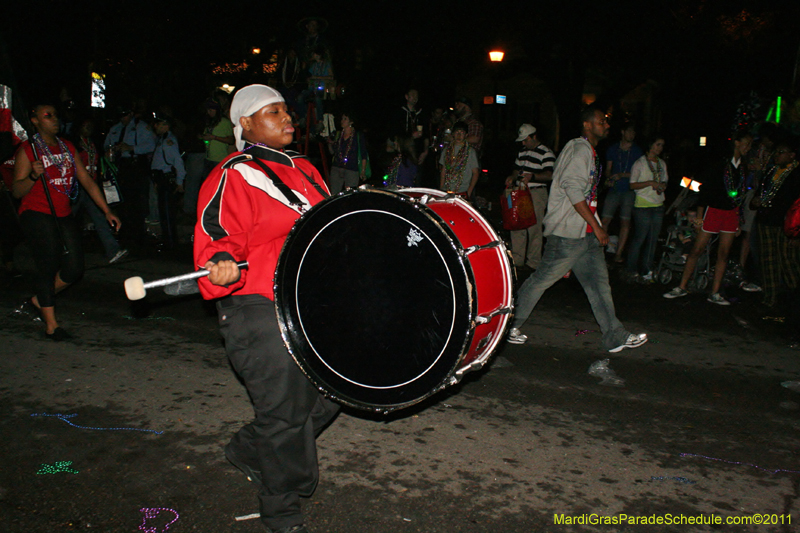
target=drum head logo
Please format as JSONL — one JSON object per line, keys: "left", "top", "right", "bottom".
{"left": 407, "top": 228, "right": 423, "bottom": 247}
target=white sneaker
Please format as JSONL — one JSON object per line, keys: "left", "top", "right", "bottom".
{"left": 663, "top": 286, "right": 688, "bottom": 299}
{"left": 506, "top": 328, "right": 528, "bottom": 344}
{"left": 609, "top": 333, "right": 648, "bottom": 353}
{"left": 640, "top": 271, "right": 654, "bottom": 283}
{"left": 707, "top": 292, "right": 731, "bottom": 305}
{"left": 109, "top": 249, "right": 129, "bottom": 264}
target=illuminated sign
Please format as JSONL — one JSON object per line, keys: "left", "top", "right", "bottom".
{"left": 91, "top": 72, "right": 106, "bottom": 108}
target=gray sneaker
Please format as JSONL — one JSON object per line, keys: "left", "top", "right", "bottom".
{"left": 506, "top": 328, "right": 528, "bottom": 344}
{"left": 707, "top": 292, "right": 731, "bottom": 306}
{"left": 740, "top": 281, "right": 762, "bottom": 292}
{"left": 663, "top": 286, "right": 688, "bottom": 299}
{"left": 609, "top": 333, "right": 648, "bottom": 353}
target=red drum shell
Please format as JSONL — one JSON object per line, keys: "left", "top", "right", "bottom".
{"left": 401, "top": 188, "right": 514, "bottom": 374}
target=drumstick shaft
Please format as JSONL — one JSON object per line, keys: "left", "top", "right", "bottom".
{"left": 144, "top": 261, "right": 249, "bottom": 290}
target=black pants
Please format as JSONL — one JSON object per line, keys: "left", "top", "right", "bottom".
{"left": 116, "top": 157, "right": 150, "bottom": 243}
{"left": 151, "top": 171, "right": 176, "bottom": 247}
{"left": 20, "top": 210, "right": 83, "bottom": 307}
{"left": 217, "top": 294, "right": 339, "bottom": 530}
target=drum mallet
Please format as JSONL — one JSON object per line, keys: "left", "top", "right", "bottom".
{"left": 124, "top": 262, "right": 249, "bottom": 301}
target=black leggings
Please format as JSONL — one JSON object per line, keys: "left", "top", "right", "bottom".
{"left": 20, "top": 210, "right": 84, "bottom": 307}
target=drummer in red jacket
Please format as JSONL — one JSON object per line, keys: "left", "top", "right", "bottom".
{"left": 193, "top": 84, "right": 339, "bottom": 533}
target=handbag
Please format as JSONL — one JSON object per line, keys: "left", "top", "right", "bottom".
{"left": 100, "top": 156, "right": 123, "bottom": 205}
{"left": 500, "top": 186, "right": 537, "bottom": 231}
{"left": 784, "top": 193, "right": 800, "bottom": 238}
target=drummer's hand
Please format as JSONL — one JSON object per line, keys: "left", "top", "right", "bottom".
{"left": 205, "top": 260, "right": 240, "bottom": 286}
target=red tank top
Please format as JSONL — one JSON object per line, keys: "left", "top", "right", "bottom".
{"left": 18, "top": 138, "right": 77, "bottom": 217}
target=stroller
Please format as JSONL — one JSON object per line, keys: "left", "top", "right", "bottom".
{"left": 654, "top": 185, "right": 714, "bottom": 290}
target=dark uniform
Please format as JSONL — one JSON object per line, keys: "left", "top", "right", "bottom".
{"left": 194, "top": 144, "right": 339, "bottom": 532}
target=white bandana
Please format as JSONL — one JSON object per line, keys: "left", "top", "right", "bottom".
{"left": 230, "top": 84, "right": 285, "bottom": 151}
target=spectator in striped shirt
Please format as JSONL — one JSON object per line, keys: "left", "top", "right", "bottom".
{"left": 505, "top": 124, "right": 555, "bottom": 270}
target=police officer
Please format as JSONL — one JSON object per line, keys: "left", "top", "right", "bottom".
{"left": 150, "top": 114, "right": 185, "bottom": 249}
{"left": 104, "top": 107, "right": 156, "bottom": 243}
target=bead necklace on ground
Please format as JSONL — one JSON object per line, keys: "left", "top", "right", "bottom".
{"left": 32, "top": 133, "right": 77, "bottom": 199}
{"left": 443, "top": 142, "right": 470, "bottom": 191}
{"left": 759, "top": 161, "right": 799, "bottom": 207}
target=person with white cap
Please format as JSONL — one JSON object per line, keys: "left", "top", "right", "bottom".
{"left": 504, "top": 123, "right": 555, "bottom": 271}
{"left": 193, "top": 84, "right": 339, "bottom": 533}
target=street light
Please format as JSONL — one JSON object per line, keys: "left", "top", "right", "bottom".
{"left": 488, "top": 50, "right": 505, "bottom": 146}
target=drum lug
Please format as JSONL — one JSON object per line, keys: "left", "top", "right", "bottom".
{"left": 452, "top": 358, "right": 488, "bottom": 380}
{"left": 475, "top": 306, "right": 512, "bottom": 324}
{"left": 463, "top": 240, "right": 502, "bottom": 256}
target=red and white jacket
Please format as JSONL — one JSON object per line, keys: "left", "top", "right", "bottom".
{"left": 193, "top": 145, "right": 329, "bottom": 301}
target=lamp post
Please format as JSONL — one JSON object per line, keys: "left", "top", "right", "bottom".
{"left": 488, "top": 50, "right": 505, "bottom": 146}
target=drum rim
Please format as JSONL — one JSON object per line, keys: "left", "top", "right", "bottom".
{"left": 274, "top": 188, "right": 478, "bottom": 412}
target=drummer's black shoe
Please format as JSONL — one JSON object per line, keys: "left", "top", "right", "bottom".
{"left": 224, "top": 444, "right": 262, "bottom": 485}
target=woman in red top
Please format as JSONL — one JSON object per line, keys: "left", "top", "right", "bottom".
{"left": 12, "top": 104, "right": 121, "bottom": 340}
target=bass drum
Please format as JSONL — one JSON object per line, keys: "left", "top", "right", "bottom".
{"left": 275, "top": 188, "right": 514, "bottom": 413}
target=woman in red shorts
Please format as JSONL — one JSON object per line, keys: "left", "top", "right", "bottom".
{"left": 663, "top": 130, "right": 753, "bottom": 305}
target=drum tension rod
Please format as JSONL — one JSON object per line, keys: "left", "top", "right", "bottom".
{"left": 463, "top": 241, "right": 501, "bottom": 256}
{"left": 475, "top": 306, "right": 512, "bottom": 324}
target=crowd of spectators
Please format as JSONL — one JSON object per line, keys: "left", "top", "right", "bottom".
{"left": 2, "top": 13, "right": 799, "bottom": 339}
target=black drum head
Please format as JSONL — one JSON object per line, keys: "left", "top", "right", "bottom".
{"left": 275, "top": 190, "right": 475, "bottom": 412}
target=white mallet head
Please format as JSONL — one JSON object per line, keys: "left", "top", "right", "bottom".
{"left": 124, "top": 276, "right": 146, "bottom": 301}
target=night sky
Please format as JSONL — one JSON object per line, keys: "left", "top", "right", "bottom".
{"left": 5, "top": 0, "right": 800, "bottom": 147}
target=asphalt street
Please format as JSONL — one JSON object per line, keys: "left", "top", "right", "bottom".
{"left": 2, "top": 241, "right": 800, "bottom": 533}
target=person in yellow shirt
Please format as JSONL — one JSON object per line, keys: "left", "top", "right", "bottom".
{"left": 201, "top": 97, "right": 234, "bottom": 177}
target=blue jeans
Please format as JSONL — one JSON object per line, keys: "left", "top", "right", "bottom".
{"left": 627, "top": 205, "right": 664, "bottom": 275}
{"left": 511, "top": 233, "right": 630, "bottom": 351}
{"left": 72, "top": 187, "right": 121, "bottom": 259}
